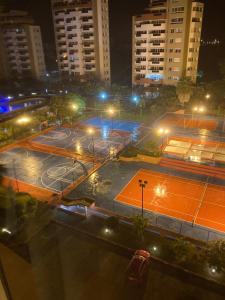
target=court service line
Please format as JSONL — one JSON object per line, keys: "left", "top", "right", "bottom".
{"left": 139, "top": 168, "right": 209, "bottom": 187}
{"left": 114, "top": 170, "right": 141, "bottom": 200}
{"left": 41, "top": 163, "right": 88, "bottom": 191}
{"left": 195, "top": 216, "right": 225, "bottom": 230}
{"left": 3, "top": 175, "right": 60, "bottom": 194}
{"left": 117, "top": 193, "right": 194, "bottom": 218}
{"left": 139, "top": 169, "right": 205, "bottom": 188}
{"left": 192, "top": 178, "right": 209, "bottom": 226}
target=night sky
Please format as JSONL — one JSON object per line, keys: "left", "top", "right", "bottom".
{"left": 5, "top": 0, "right": 225, "bottom": 84}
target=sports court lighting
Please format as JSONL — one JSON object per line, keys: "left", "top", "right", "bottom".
{"left": 71, "top": 103, "right": 78, "bottom": 111}
{"left": 99, "top": 91, "right": 108, "bottom": 101}
{"left": 17, "top": 116, "right": 31, "bottom": 125}
{"left": 158, "top": 128, "right": 170, "bottom": 135}
{"left": 87, "top": 128, "right": 95, "bottom": 167}
{"left": 139, "top": 179, "right": 148, "bottom": 218}
{"left": 107, "top": 107, "right": 115, "bottom": 115}
{"left": 87, "top": 127, "right": 94, "bottom": 135}
{"left": 131, "top": 94, "right": 140, "bottom": 104}
{"left": 193, "top": 106, "right": 206, "bottom": 113}
{"left": 154, "top": 185, "right": 167, "bottom": 198}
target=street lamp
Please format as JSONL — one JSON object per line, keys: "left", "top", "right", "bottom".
{"left": 139, "top": 179, "right": 148, "bottom": 218}
{"left": 131, "top": 94, "right": 140, "bottom": 104}
{"left": 107, "top": 107, "right": 115, "bottom": 130}
{"left": 99, "top": 91, "right": 108, "bottom": 101}
{"left": 71, "top": 103, "right": 79, "bottom": 125}
{"left": 205, "top": 94, "right": 211, "bottom": 100}
{"left": 87, "top": 127, "right": 95, "bottom": 167}
{"left": 192, "top": 105, "right": 206, "bottom": 122}
{"left": 157, "top": 127, "right": 170, "bottom": 146}
{"left": 71, "top": 103, "right": 78, "bottom": 111}
{"left": 16, "top": 116, "right": 31, "bottom": 125}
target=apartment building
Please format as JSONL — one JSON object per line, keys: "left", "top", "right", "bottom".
{"left": 0, "top": 10, "right": 46, "bottom": 81}
{"left": 132, "top": 0, "right": 204, "bottom": 87}
{"left": 51, "top": 0, "right": 111, "bottom": 84}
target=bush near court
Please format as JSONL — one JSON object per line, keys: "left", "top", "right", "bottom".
{"left": 0, "top": 166, "right": 38, "bottom": 236}
{"left": 121, "top": 145, "right": 162, "bottom": 158}
{"left": 127, "top": 215, "right": 225, "bottom": 282}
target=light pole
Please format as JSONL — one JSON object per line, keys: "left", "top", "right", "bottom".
{"left": 71, "top": 103, "right": 78, "bottom": 125}
{"left": 205, "top": 94, "right": 211, "bottom": 100}
{"left": 16, "top": 116, "right": 31, "bottom": 139}
{"left": 158, "top": 127, "right": 170, "bottom": 147}
{"left": 192, "top": 106, "right": 206, "bottom": 124}
{"left": 139, "top": 179, "right": 148, "bottom": 218}
{"left": 87, "top": 128, "right": 95, "bottom": 168}
{"left": 107, "top": 107, "right": 115, "bottom": 131}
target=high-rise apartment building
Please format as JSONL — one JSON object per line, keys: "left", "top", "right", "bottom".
{"left": 0, "top": 10, "right": 46, "bottom": 81}
{"left": 132, "top": 0, "right": 204, "bottom": 87}
{"left": 51, "top": 0, "right": 111, "bottom": 84}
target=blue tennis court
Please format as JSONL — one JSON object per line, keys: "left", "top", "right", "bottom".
{"left": 83, "top": 117, "right": 141, "bottom": 141}
{"left": 0, "top": 147, "right": 92, "bottom": 192}
{"left": 32, "top": 126, "right": 132, "bottom": 157}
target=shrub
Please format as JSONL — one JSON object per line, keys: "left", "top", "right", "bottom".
{"left": 204, "top": 240, "right": 225, "bottom": 273}
{"left": 121, "top": 146, "right": 162, "bottom": 158}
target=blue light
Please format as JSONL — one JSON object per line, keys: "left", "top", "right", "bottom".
{"left": 131, "top": 95, "right": 140, "bottom": 104}
{"left": 0, "top": 106, "right": 9, "bottom": 114}
{"left": 99, "top": 92, "right": 108, "bottom": 101}
{"left": 145, "top": 74, "right": 163, "bottom": 81}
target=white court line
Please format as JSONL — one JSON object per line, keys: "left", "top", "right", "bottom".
{"left": 114, "top": 170, "right": 141, "bottom": 200}
{"left": 41, "top": 162, "right": 88, "bottom": 191}
{"left": 117, "top": 193, "right": 194, "bottom": 218}
{"left": 195, "top": 216, "right": 225, "bottom": 231}
{"left": 139, "top": 168, "right": 207, "bottom": 187}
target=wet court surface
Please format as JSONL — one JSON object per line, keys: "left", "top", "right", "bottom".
{"left": 32, "top": 126, "right": 132, "bottom": 157}
{"left": 0, "top": 147, "right": 92, "bottom": 193}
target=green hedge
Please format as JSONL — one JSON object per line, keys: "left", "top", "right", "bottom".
{"left": 121, "top": 146, "right": 162, "bottom": 158}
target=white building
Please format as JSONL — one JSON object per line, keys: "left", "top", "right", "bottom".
{"left": 132, "top": 0, "right": 204, "bottom": 87}
{"left": 51, "top": 0, "right": 111, "bottom": 84}
{"left": 0, "top": 10, "right": 46, "bottom": 80}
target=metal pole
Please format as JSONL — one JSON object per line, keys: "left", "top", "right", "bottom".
{"left": 141, "top": 185, "right": 144, "bottom": 218}
{"left": 92, "top": 136, "right": 95, "bottom": 168}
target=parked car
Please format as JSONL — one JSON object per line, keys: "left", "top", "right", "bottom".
{"left": 127, "top": 250, "right": 151, "bottom": 282}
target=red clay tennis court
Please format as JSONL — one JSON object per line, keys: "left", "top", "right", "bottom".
{"left": 116, "top": 169, "right": 225, "bottom": 232}
{"left": 159, "top": 117, "right": 217, "bottom": 130}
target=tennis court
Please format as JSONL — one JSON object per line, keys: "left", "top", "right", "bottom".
{"left": 116, "top": 169, "right": 225, "bottom": 232}
{"left": 0, "top": 147, "right": 92, "bottom": 193}
{"left": 159, "top": 115, "right": 217, "bottom": 131}
{"left": 32, "top": 126, "right": 131, "bottom": 158}
{"left": 83, "top": 117, "right": 141, "bottom": 134}
{"left": 163, "top": 136, "right": 225, "bottom": 163}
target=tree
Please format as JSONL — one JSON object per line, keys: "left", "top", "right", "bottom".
{"left": 132, "top": 215, "right": 149, "bottom": 240}
{"left": 169, "top": 238, "right": 202, "bottom": 267}
{"left": 176, "top": 77, "right": 194, "bottom": 105}
{"left": 204, "top": 240, "right": 225, "bottom": 273}
{"left": 138, "top": 97, "right": 146, "bottom": 117}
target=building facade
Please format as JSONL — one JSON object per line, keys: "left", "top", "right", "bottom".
{"left": 132, "top": 0, "right": 204, "bottom": 87}
{"left": 51, "top": 0, "right": 111, "bottom": 84}
{"left": 0, "top": 10, "right": 46, "bottom": 81}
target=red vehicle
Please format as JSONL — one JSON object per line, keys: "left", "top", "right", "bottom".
{"left": 127, "top": 250, "right": 151, "bottom": 282}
